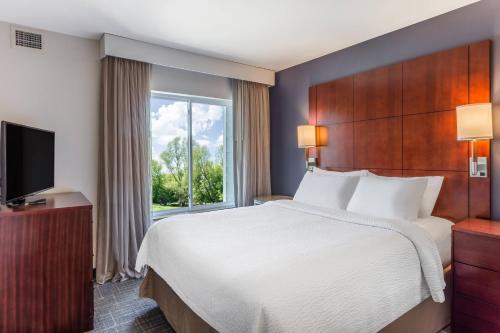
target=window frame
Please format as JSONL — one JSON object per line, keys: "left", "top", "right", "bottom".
{"left": 150, "top": 91, "right": 234, "bottom": 220}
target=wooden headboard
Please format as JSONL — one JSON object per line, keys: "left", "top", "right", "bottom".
{"left": 309, "top": 40, "right": 491, "bottom": 222}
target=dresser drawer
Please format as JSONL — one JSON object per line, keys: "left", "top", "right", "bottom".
{"left": 454, "top": 314, "right": 500, "bottom": 333}
{"left": 454, "top": 262, "right": 500, "bottom": 306}
{"left": 454, "top": 231, "right": 500, "bottom": 271}
{"left": 454, "top": 293, "right": 500, "bottom": 330}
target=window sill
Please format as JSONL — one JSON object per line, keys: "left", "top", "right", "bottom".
{"left": 152, "top": 202, "right": 235, "bottom": 221}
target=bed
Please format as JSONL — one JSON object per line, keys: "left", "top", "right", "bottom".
{"left": 136, "top": 41, "right": 492, "bottom": 333}
{"left": 136, "top": 199, "right": 452, "bottom": 333}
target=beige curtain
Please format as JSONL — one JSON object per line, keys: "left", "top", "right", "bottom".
{"left": 96, "top": 56, "right": 152, "bottom": 283}
{"left": 232, "top": 79, "right": 271, "bottom": 206}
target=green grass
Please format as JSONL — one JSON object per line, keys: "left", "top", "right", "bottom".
{"left": 152, "top": 203, "right": 178, "bottom": 212}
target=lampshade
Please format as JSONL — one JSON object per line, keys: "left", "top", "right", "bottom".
{"left": 456, "top": 103, "right": 493, "bottom": 141}
{"left": 297, "top": 125, "right": 316, "bottom": 148}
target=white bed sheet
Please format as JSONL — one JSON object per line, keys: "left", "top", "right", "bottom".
{"left": 413, "top": 216, "right": 453, "bottom": 267}
{"left": 136, "top": 200, "right": 445, "bottom": 333}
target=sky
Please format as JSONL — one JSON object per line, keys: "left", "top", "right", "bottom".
{"left": 151, "top": 96, "right": 225, "bottom": 166}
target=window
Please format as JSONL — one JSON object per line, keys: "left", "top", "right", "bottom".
{"left": 150, "top": 92, "right": 234, "bottom": 217}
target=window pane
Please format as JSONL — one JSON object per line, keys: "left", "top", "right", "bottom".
{"left": 191, "top": 102, "right": 227, "bottom": 206}
{"left": 151, "top": 96, "right": 189, "bottom": 212}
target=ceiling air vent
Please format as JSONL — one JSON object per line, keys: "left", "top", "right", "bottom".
{"left": 15, "top": 29, "right": 42, "bottom": 50}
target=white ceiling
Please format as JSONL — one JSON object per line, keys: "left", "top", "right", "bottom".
{"left": 0, "top": 0, "right": 479, "bottom": 71}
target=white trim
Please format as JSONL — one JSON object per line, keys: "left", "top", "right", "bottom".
{"left": 100, "top": 34, "right": 275, "bottom": 86}
{"left": 151, "top": 90, "right": 231, "bottom": 106}
{"left": 153, "top": 202, "right": 236, "bottom": 220}
{"left": 187, "top": 98, "right": 193, "bottom": 209}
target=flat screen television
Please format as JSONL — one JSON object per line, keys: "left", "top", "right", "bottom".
{"left": 1, "top": 121, "right": 55, "bottom": 205}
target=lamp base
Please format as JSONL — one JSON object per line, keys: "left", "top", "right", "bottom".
{"left": 306, "top": 157, "right": 316, "bottom": 171}
{"left": 470, "top": 157, "right": 487, "bottom": 177}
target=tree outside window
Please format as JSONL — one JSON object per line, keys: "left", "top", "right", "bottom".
{"left": 150, "top": 93, "right": 233, "bottom": 216}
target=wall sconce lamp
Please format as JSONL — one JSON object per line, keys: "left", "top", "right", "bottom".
{"left": 297, "top": 125, "right": 327, "bottom": 171}
{"left": 456, "top": 103, "right": 493, "bottom": 177}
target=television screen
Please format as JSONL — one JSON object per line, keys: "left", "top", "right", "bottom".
{"left": 1, "top": 122, "right": 54, "bottom": 204}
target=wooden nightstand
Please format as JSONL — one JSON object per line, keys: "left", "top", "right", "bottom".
{"left": 452, "top": 218, "right": 500, "bottom": 332}
{"left": 253, "top": 195, "right": 292, "bottom": 205}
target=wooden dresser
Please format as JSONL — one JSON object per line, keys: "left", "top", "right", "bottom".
{"left": 0, "top": 192, "right": 93, "bottom": 332}
{"left": 452, "top": 218, "right": 500, "bottom": 332}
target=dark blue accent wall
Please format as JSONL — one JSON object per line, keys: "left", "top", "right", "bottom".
{"left": 270, "top": 0, "right": 500, "bottom": 219}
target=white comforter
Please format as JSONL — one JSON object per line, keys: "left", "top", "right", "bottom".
{"left": 136, "top": 200, "right": 445, "bottom": 333}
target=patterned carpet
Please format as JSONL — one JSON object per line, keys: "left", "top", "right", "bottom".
{"left": 93, "top": 279, "right": 173, "bottom": 332}
{"left": 93, "top": 278, "right": 451, "bottom": 333}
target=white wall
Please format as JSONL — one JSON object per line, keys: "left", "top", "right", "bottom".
{"left": 151, "top": 65, "right": 232, "bottom": 100}
{"left": 0, "top": 22, "right": 100, "bottom": 262}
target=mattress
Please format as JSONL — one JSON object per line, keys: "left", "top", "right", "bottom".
{"left": 136, "top": 200, "right": 446, "bottom": 333}
{"left": 413, "top": 216, "right": 453, "bottom": 267}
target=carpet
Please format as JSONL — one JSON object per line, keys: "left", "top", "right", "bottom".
{"left": 93, "top": 279, "right": 172, "bottom": 332}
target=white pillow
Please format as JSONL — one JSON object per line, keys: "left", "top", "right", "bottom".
{"left": 313, "top": 167, "right": 369, "bottom": 177}
{"left": 294, "top": 172, "right": 360, "bottom": 209}
{"left": 367, "top": 172, "right": 443, "bottom": 217}
{"left": 418, "top": 177, "right": 444, "bottom": 217}
{"left": 346, "top": 176, "right": 427, "bottom": 221}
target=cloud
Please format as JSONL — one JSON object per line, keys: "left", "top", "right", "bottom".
{"left": 196, "top": 139, "right": 210, "bottom": 146}
{"left": 151, "top": 101, "right": 188, "bottom": 160}
{"left": 151, "top": 101, "right": 225, "bottom": 161}
{"left": 192, "top": 103, "right": 223, "bottom": 135}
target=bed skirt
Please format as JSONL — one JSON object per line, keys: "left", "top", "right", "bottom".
{"left": 139, "top": 266, "right": 451, "bottom": 333}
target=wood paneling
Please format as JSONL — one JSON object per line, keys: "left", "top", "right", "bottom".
{"left": 318, "top": 123, "right": 353, "bottom": 168}
{"left": 322, "top": 167, "right": 356, "bottom": 172}
{"left": 403, "top": 110, "right": 468, "bottom": 171}
{"left": 0, "top": 192, "right": 93, "bottom": 333}
{"left": 403, "top": 46, "right": 469, "bottom": 115}
{"left": 354, "top": 64, "right": 402, "bottom": 120}
{"left": 310, "top": 40, "right": 491, "bottom": 221}
{"left": 354, "top": 117, "right": 402, "bottom": 169}
{"left": 469, "top": 40, "right": 491, "bottom": 103}
{"left": 316, "top": 76, "right": 353, "bottom": 125}
{"left": 404, "top": 170, "right": 468, "bottom": 221}
{"left": 470, "top": 176, "right": 491, "bottom": 219}
{"left": 320, "top": 168, "right": 403, "bottom": 177}
{"left": 469, "top": 40, "right": 492, "bottom": 218}
{"left": 367, "top": 169, "right": 403, "bottom": 177}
